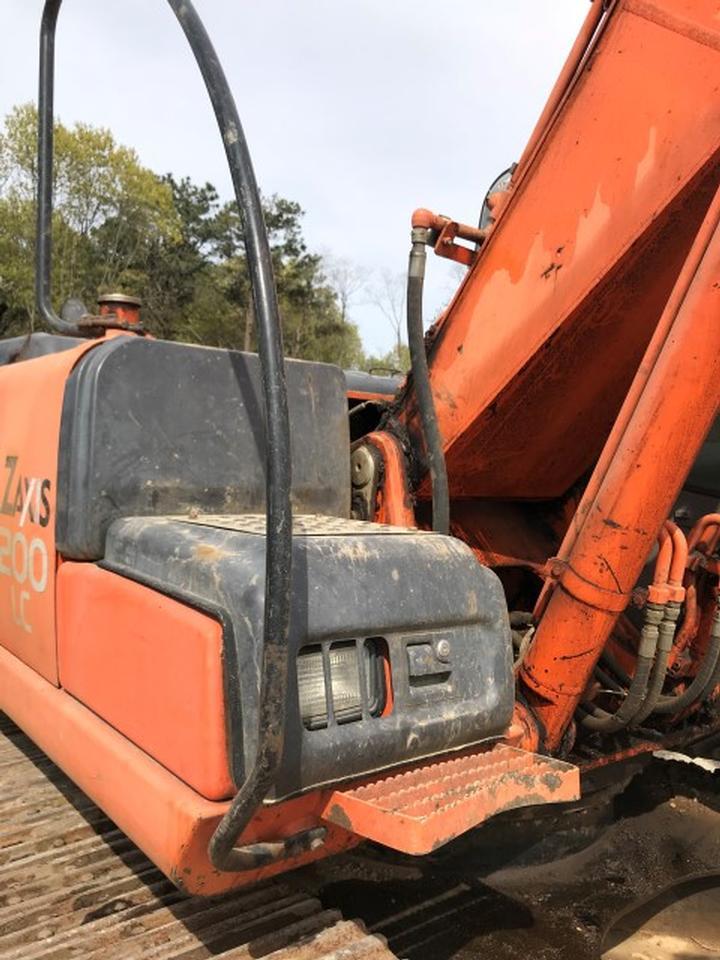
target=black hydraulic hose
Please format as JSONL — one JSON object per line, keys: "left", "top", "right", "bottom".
{"left": 594, "top": 665, "right": 625, "bottom": 694}
{"left": 36, "top": 0, "right": 293, "bottom": 872}
{"left": 580, "top": 603, "right": 663, "bottom": 733}
{"left": 652, "top": 600, "right": 720, "bottom": 715}
{"left": 630, "top": 601, "right": 681, "bottom": 727}
{"left": 699, "top": 641, "right": 720, "bottom": 704}
{"left": 407, "top": 229, "right": 450, "bottom": 534}
{"left": 600, "top": 651, "right": 631, "bottom": 687}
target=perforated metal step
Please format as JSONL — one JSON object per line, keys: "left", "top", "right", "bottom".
{"left": 321, "top": 743, "right": 580, "bottom": 854}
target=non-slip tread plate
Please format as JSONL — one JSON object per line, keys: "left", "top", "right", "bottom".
{"left": 0, "top": 713, "right": 397, "bottom": 960}
{"left": 175, "top": 513, "right": 425, "bottom": 536}
{"left": 323, "top": 743, "right": 580, "bottom": 854}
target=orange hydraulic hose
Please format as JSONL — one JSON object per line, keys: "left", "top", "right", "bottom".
{"left": 688, "top": 513, "right": 720, "bottom": 553}
{"left": 521, "top": 184, "right": 720, "bottom": 750}
{"left": 708, "top": 526, "right": 720, "bottom": 557}
{"left": 653, "top": 526, "right": 673, "bottom": 594}
{"left": 647, "top": 521, "right": 686, "bottom": 604}
{"left": 665, "top": 520, "right": 688, "bottom": 593}
{"left": 669, "top": 578, "right": 697, "bottom": 669}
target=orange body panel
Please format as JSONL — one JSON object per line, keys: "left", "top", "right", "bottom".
{"left": 0, "top": 641, "right": 360, "bottom": 895}
{"left": 401, "top": 0, "right": 720, "bottom": 501}
{"left": 57, "top": 563, "right": 235, "bottom": 801}
{"left": 522, "top": 184, "right": 720, "bottom": 747}
{"left": 0, "top": 339, "right": 100, "bottom": 682}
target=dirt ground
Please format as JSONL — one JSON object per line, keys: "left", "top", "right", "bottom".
{"left": 295, "top": 755, "right": 720, "bottom": 959}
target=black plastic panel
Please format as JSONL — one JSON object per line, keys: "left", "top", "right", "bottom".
{"left": 56, "top": 337, "right": 351, "bottom": 559}
{"left": 344, "top": 370, "right": 401, "bottom": 398}
{"left": 0, "top": 332, "right": 84, "bottom": 365}
{"left": 103, "top": 514, "right": 514, "bottom": 800}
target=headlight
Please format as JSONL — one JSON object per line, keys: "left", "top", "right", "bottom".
{"left": 298, "top": 639, "right": 387, "bottom": 729}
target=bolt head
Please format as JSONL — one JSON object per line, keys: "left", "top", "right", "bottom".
{"left": 435, "top": 638, "right": 451, "bottom": 661}
{"left": 351, "top": 447, "right": 374, "bottom": 487}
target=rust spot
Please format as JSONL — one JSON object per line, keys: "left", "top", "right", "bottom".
{"left": 326, "top": 803, "right": 353, "bottom": 831}
{"left": 540, "top": 262, "right": 563, "bottom": 279}
{"left": 193, "top": 543, "right": 224, "bottom": 561}
{"left": 604, "top": 517, "right": 623, "bottom": 529}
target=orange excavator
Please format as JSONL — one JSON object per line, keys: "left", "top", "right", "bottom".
{"left": 2, "top": 0, "right": 720, "bottom": 954}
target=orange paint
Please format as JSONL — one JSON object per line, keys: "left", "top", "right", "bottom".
{"left": 57, "top": 563, "right": 235, "bottom": 801}
{"left": 401, "top": 0, "right": 720, "bottom": 503}
{"left": 0, "top": 337, "right": 104, "bottom": 682}
{"left": 364, "top": 431, "right": 415, "bottom": 527}
{"left": 522, "top": 183, "right": 720, "bottom": 748}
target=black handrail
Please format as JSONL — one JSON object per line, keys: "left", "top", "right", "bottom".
{"left": 37, "top": 0, "right": 295, "bottom": 872}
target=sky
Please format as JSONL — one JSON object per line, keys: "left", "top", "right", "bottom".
{"left": 0, "top": 1, "right": 588, "bottom": 356}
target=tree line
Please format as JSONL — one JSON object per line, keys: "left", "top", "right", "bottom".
{"left": 0, "top": 104, "right": 408, "bottom": 372}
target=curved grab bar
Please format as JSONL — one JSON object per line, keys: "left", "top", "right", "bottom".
{"left": 37, "top": 0, "right": 293, "bottom": 873}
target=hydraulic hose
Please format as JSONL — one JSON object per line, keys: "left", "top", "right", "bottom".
{"left": 586, "top": 521, "right": 688, "bottom": 731}
{"left": 37, "top": 0, "right": 294, "bottom": 871}
{"left": 581, "top": 602, "right": 663, "bottom": 733}
{"left": 652, "top": 599, "right": 720, "bottom": 715}
{"left": 630, "top": 602, "right": 680, "bottom": 727}
{"left": 630, "top": 522, "right": 687, "bottom": 725}
{"left": 407, "top": 228, "right": 450, "bottom": 534}
{"left": 699, "top": 641, "right": 720, "bottom": 704}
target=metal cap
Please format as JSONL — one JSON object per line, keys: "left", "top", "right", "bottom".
{"left": 97, "top": 292, "right": 143, "bottom": 308}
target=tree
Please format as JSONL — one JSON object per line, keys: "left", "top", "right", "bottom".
{"left": 0, "top": 104, "right": 365, "bottom": 369}
{"left": 369, "top": 269, "right": 408, "bottom": 371}
{"left": 0, "top": 103, "right": 176, "bottom": 335}
{"left": 322, "top": 255, "right": 368, "bottom": 325}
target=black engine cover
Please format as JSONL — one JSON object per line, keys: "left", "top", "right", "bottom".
{"left": 103, "top": 513, "right": 514, "bottom": 800}
{"left": 55, "top": 336, "right": 351, "bottom": 559}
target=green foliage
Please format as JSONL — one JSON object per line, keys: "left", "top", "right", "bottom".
{"left": 0, "top": 104, "right": 176, "bottom": 335}
{"left": 0, "top": 105, "right": 365, "bottom": 368}
{"left": 362, "top": 344, "right": 410, "bottom": 376}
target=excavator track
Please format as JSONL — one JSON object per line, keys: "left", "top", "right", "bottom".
{"left": 0, "top": 714, "right": 398, "bottom": 960}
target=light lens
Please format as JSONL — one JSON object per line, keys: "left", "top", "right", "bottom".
{"left": 297, "top": 647, "right": 328, "bottom": 728}
{"left": 298, "top": 640, "right": 385, "bottom": 729}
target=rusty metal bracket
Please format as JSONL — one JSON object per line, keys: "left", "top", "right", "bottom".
{"left": 411, "top": 208, "right": 488, "bottom": 266}
{"left": 217, "top": 825, "right": 328, "bottom": 870}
